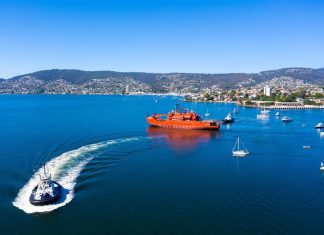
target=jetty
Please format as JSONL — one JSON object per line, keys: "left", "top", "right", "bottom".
{"left": 268, "top": 102, "right": 324, "bottom": 110}
{"left": 267, "top": 105, "right": 324, "bottom": 110}
{"left": 246, "top": 100, "right": 324, "bottom": 110}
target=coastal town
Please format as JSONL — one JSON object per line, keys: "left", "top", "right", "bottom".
{"left": 185, "top": 76, "right": 324, "bottom": 109}
{"left": 1, "top": 70, "right": 324, "bottom": 109}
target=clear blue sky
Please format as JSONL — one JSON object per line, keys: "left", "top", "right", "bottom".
{"left": 1, "top": 0, "right": 324, "bottom": 78}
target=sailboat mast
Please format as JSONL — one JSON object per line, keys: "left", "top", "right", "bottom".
{"left": 232, "top": 138, "right": 237, "bottom": 151}
{"left": 238, "top": 137, "right": 240, "bottom": 150}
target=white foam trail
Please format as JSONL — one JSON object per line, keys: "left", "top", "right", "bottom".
{"left": 13, "top": 137, "right": 140, "bottom": 214}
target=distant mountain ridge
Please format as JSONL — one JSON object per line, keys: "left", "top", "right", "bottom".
{"left": 1, "top": 67, "right": 324, "bottom": 94}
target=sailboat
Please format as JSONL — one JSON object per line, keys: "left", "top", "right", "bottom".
{"left": 232, "top": 137, "right": 249, "bottom": 157}
{"left": 205, "top": 108, "right": 210, "bottom": 117}
{"left": 233, "top": 106, "right": 239, "bottom": 114}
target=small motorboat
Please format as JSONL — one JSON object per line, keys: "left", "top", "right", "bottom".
{"left": 257, "top": 113, "right": 269, "bottom": 120}
{"left": 315, "top": 123, "right": 324, "bottom": 129}
{"left": 29, "top": 166, "right": 62, "bottom": 206}
{"left": 275, "top": 112, "right": 280, "bottom": 116}
{"left": 281, "top": 116, "right": 293, "bottom": 122}
{"left": 232, "top": 137, "right": 249, "bottom": 157}
{"left": 302, "top": 146, "right": 311, "bottom": 149}
{"left": 223, "top": 113, "right": 234, "bottom": 124}
{"left": 320, "top": 132, "right": 324, "bottom": 137}
{"left": 320, "top": 162, "right": 324, "bottom": 171}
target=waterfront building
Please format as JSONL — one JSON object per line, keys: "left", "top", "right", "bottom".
{"left": 264, "top": 86, "right": 272, "bottom": 96}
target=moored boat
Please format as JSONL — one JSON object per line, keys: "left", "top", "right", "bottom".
{"left": 315, "top": 123, "right": 324, "bottom": 129}
{"left": 223, "top": 113, "right": 234, "bottom": 124}
{"left": 147, "top": 104, "right": 220, "bottom": 130}
{"left": 261, "top": 109, "right": 270, "bottom": 114}
{"left": 257, "top": 107, "right": 269, "bottom": 120}
{"left": 281, "top": 116, "right": 293, "bottom": 122}
{"left": 275, "top": 112, "right": 280, "bottom": 116}
{"left": 320, "top": 162, "right": 324, "bottom": 171}
{"left": 29, "top": 166, "right": 62, "bottom": 206}
{"left": 257, "top": 113, "right": 269, "bottom": 120}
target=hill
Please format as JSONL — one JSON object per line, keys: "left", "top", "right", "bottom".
{"left": 1, "top": 67, "right": 323, "bottom": 94}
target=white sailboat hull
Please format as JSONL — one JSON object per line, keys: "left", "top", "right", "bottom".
{"left": 232, "top": 150, "right": 249, "bottom": 157}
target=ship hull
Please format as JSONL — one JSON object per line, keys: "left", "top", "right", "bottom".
{"left": 147, "top": 117, "right": 220, "bottom": 130}
{"left": 223, "top": 119, "right": 234, "bottom": 124}
{"left": 29, "top": 181, "right": 62, "bottom": 206}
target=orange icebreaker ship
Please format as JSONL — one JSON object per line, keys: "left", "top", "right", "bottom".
{"left": 147, "top": 104, "right": 220, "bottom": 130}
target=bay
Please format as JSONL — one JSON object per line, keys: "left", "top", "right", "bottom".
{"left": 1, "top": 94, "right": 324, "bottom": 234}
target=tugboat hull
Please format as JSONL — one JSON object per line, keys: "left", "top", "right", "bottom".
{"left": 29, "top": 181, "right": 62, "bottom": 206}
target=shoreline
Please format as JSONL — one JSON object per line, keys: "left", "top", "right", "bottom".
{"left": 1, "top": 93, "right": 323, "bottom": 110}
{"left": 0, "top": 92, "right": 185, "bottom": 97}
{"left": 185, "top": 99, "right": 324, "bottom": 110}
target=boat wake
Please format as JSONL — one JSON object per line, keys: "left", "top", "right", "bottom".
{"left": 12, "top": 137, "right": 142, "bottom": 214}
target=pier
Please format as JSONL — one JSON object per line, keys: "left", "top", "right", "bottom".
{"left": 243, "top": 100, "right": 324, "bottom": 110}
{"left": 266, "top": 105, "right": 324, "bottom": 110}
{"left": 268, "top": 101, "right": 324, "bottom": 110}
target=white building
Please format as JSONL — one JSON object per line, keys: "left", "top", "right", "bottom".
{"left": 264, "top": 86, "right": 272, "bottom": 96}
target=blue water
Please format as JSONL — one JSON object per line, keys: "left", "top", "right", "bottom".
{"left": 1, "top": 95, "right": 324, "bottom": 234}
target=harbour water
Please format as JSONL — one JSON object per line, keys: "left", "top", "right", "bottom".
{"left": 1, "top": 95, "right": 324, "bottom": 234}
